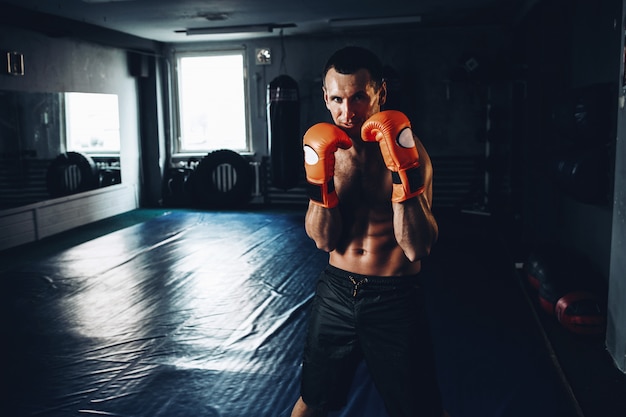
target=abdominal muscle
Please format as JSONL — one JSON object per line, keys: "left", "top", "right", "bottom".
{"left": 329, "top": 145, "right": 421, "bottom": 277}
{"left": 329, "top": 206, "right": 422, "bottom": 277}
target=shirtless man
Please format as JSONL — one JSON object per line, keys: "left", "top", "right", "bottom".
{"left": 290, "top": 46, "right": 447, "bottom": 417}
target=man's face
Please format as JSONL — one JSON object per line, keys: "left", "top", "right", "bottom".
{"left": 323, "top": 68, "right": 386, "bottom": 138}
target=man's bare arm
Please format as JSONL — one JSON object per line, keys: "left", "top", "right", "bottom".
{"left": 393, "top": 138, "right": 438, "bottom": 262}
{"left": 304, "top": 203, "right": 342, "bottom": 252}
{"left": 393, "top": 195, "right": 438, "bottom": 262}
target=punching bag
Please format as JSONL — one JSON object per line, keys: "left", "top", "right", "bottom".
{"left": 267, "top": 75, "right": 301, "bottom": 190}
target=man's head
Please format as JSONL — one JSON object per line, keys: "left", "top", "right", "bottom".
{"left": 323, "top": 46, "right": 384, "bottom": 90}
{"left": 322, "top": 46, "right": 387, "bottom": 138}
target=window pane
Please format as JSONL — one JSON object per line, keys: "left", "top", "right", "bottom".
{"left": 65, "top": 92, "right": 121, "bottom": 153}
{"left": 178, "top": 53, "right": 248, "bottom": 152}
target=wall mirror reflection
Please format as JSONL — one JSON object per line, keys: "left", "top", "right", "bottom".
{"left": 0, "top": 91, "right": 121, "bottom": 210}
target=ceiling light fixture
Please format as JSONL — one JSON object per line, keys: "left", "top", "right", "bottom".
{"left": 328, "top": 15, "right": 422, "bottom": 28}
{"left": 178, "top": 23, "right": 295, "bottom": 36}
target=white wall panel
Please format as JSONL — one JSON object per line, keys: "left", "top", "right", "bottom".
{"left": 0, "top": 184, "right": 137, "bottom": 252}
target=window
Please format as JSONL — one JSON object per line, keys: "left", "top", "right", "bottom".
{"left": 175, "top": 51, "right": 249, "bottom": 153}
{"left": 65, "top": 92, "right": 121, "bottom": 154}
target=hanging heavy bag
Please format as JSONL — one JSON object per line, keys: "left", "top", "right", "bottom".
{"left": 267, "top": 75, "right": 302, "bottom": 190}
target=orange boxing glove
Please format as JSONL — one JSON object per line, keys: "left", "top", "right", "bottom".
{"left": 303, "top": 123, "right": 352, "bottom": 208}
{"left": 361, "top": 110, "right": 424, "bottom": 202}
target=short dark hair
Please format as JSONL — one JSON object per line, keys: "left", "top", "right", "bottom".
{"left": 323, "top": 46, "right": 384, "bottom": 89}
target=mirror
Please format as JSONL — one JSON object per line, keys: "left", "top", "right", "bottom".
{"left": 0, "top": 91, "right": 121, "bottom": 210}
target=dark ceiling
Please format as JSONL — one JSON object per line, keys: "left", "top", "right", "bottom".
{"left": 0, "top": 0, "right": 537, "bottom": 43}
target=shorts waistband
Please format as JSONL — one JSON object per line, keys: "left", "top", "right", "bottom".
{"left": 324, "top": 264, "right": 420, "bottom": 287}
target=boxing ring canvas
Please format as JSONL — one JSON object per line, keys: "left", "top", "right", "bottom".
{"left": 1, "top": 209, "right": 579, "bottom": 417}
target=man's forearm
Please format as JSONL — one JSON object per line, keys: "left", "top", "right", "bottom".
{"left": 393, "top": 194, "right": 438, "bottom": 262}
{"left": 305, "top": 203, "right": 343, "bottom": 252}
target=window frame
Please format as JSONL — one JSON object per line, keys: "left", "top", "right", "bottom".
{"left": 172, "top": 48, "right": 251, "bottom": 156}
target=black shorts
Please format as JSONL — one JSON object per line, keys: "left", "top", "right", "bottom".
{"left": 300, "top": 265, "right": 443, "bottom": 417}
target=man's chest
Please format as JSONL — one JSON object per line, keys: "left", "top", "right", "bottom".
{"left": 334, "top": 155, "right": 391, "bottom": 204}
